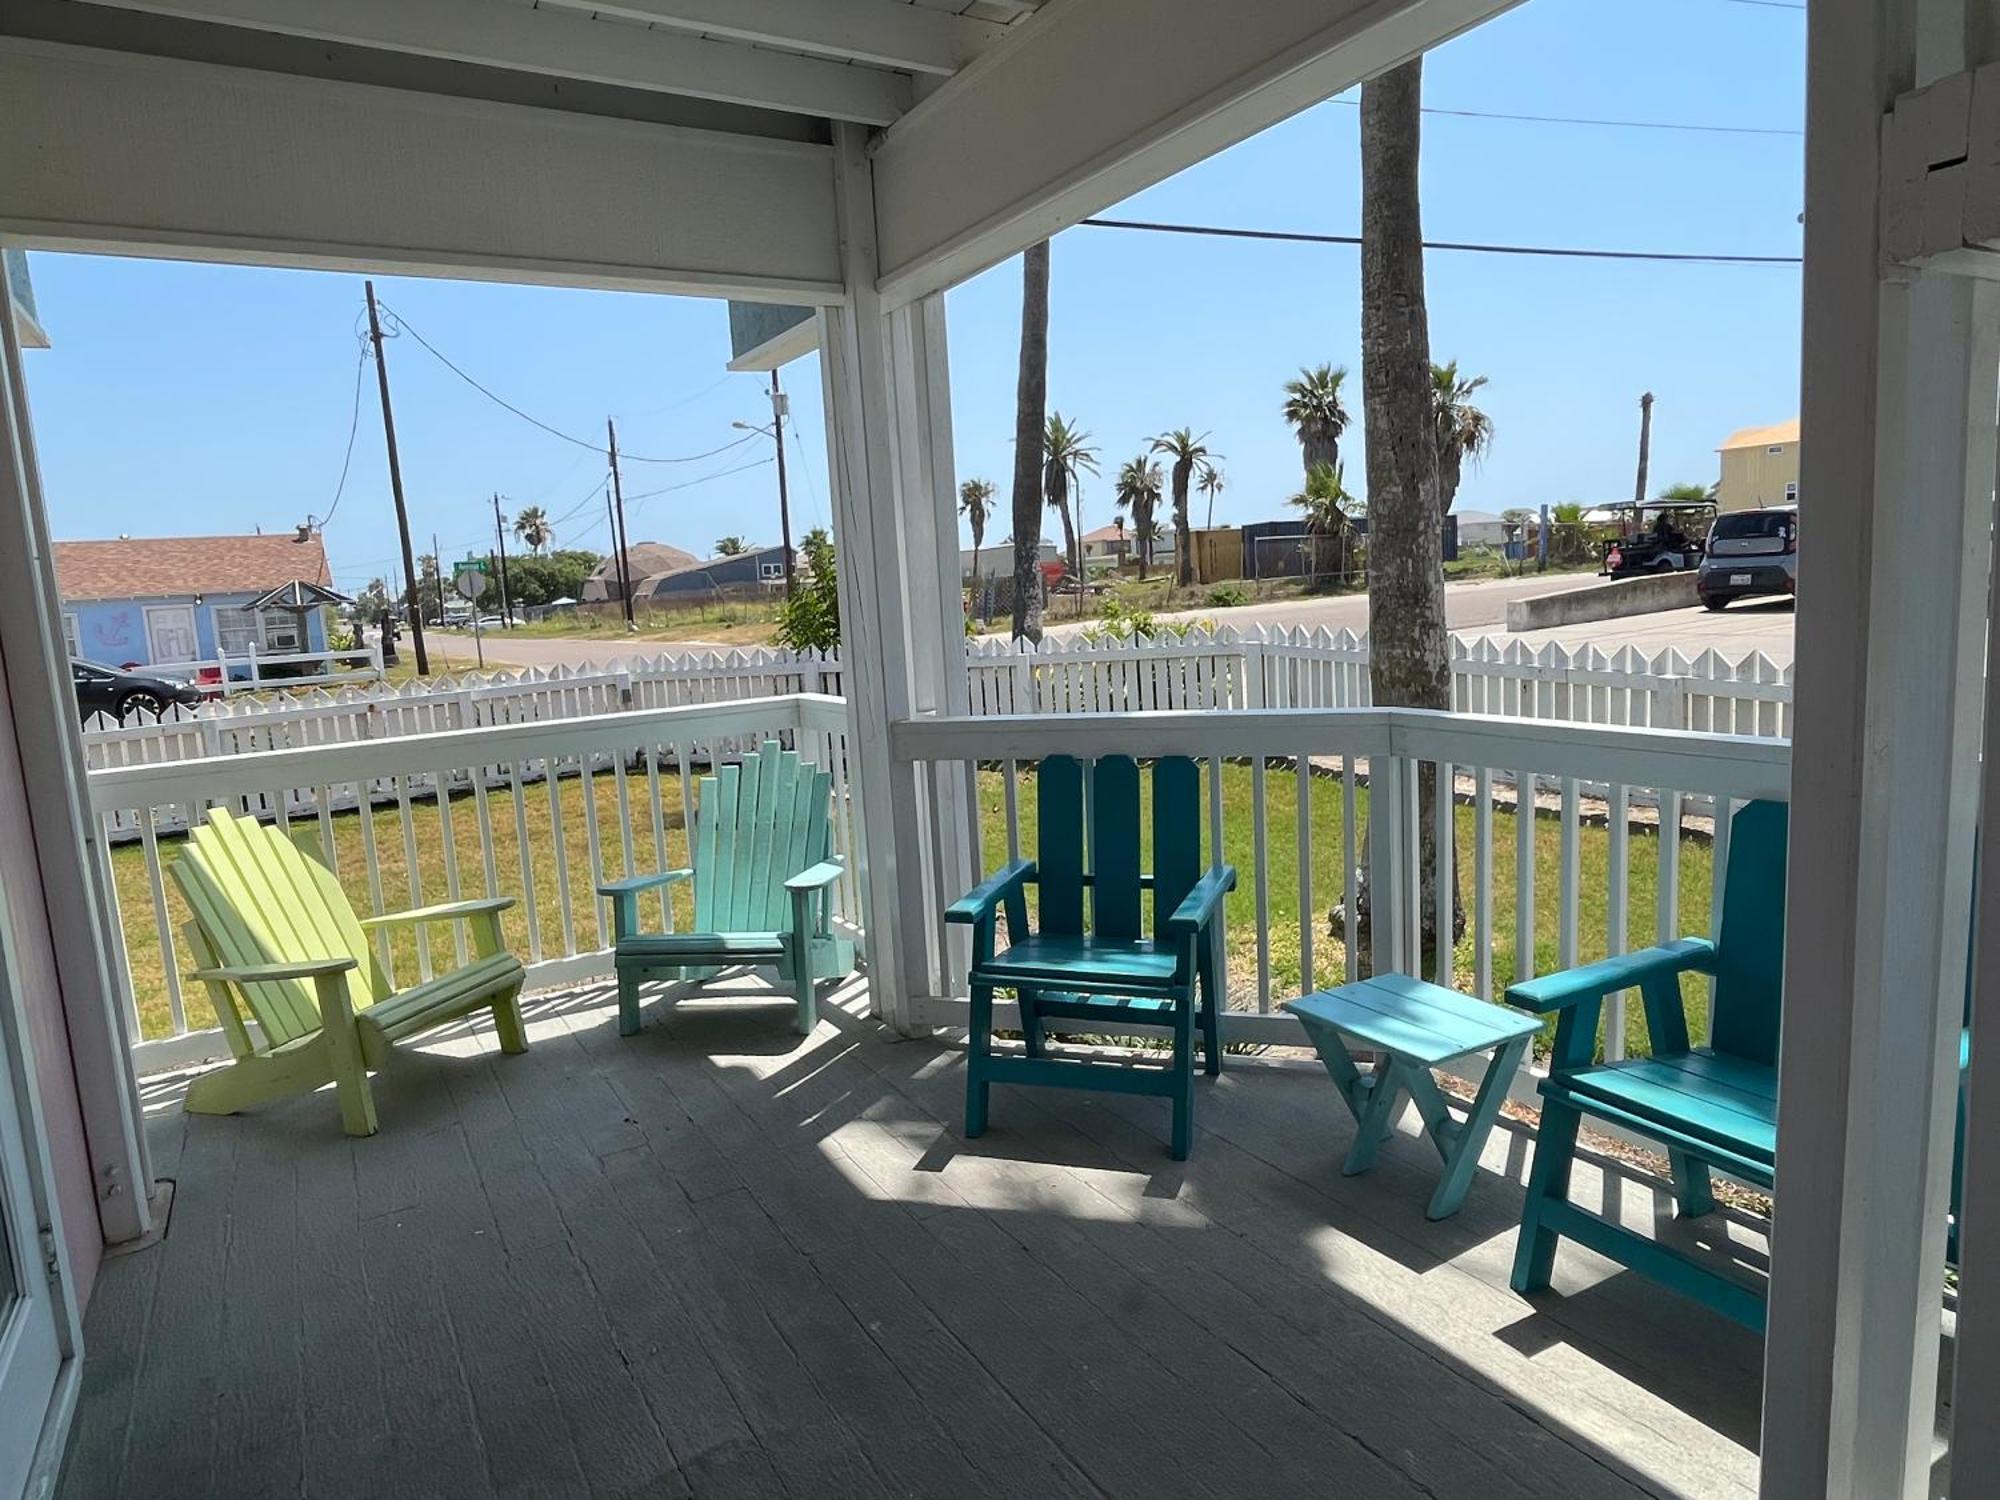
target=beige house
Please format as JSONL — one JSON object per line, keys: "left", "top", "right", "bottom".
{"left": 1717, "top": 417, "right": 1800, "bottom": 510}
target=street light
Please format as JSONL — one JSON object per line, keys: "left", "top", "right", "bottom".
{"left": 733, "top": 373, "right": 796, "bottom": 597}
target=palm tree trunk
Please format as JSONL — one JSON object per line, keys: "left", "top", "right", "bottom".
{"left": 1352, "top": 58, "right": 1460, "bottom": 960}
{"left": 1012, "top": 242, "right": 1050, "bottom": 641}
{"left": 1172, "top": 462, "right": 1194, "bottom": 587}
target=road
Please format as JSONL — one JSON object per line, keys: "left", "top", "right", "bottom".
{"left": 433, "top": 573, "right": 1795, "bottom": 672}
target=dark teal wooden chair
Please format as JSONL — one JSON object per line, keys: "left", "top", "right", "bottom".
{"left": 946, "top": 754, "right": 1235, "bottom": 1160}
{"left": 1508, "top": 797, "right": 1969, "bottom": 1328}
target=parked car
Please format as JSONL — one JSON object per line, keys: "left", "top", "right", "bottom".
{"left": 71, "top": 659, "right": 203, "bottom": 723}
{"left": 1698, "top": 506, "right": 1798, "bottom": 610}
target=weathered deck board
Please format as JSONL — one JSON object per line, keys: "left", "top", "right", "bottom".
{"left": 64, "top": 978, "right": 1764, "bottom": 1500}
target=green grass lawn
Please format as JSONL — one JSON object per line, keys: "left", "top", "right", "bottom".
{"left": 112, "top": 760, "right": 1712, "bottom": 1061}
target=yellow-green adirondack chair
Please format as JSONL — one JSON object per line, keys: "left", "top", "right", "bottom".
{"left": 171, "top": 807, "right": 528, "bottom": 1136}
{"left": 597, "top": 741, "right": 853, "bottom": 1037}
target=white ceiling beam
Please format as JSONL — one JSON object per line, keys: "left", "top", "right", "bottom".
{"left": 0, "top": 39, "right": 846, "bottom": 302}
{"left": 69, "top": 0, "right": 913, "bottom": 124}
{"left": 538, "top": 0, "right": 1004, "bottom": 77}
{"left": 869, "top": 0, "right": 1521, "bottom": 304}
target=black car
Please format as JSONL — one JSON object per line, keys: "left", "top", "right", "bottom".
{"left": 71, "top": 659, "right": 203, "bottom": 724}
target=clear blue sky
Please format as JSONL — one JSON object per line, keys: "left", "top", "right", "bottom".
{"left": 16, "top": 0, "right": 1803, "bottom": 595}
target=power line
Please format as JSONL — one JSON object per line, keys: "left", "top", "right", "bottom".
{"left": 1718, "top": 0, "right": 1803, "bottom": 10}
{"left": 623, "top": 455, "right": 774, "bottom": 505}
{"left": 1326, "top": 96, "right": 1800, "bottom": 138}
{"left": 316, "top": 342, "right": 370, "bottom": 528}
{"left": 375, "top": 301, "right": 765, "bottom": 464}
{"left": 1079, "top": 216, "right": 1801, "bottom": 265}
{"left": 550, "top": 472, "right": 612, "bottom": 529}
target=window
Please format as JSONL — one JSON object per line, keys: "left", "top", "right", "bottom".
{"left": 1784, "top": 481, "right": 1799, "bottom": 501}
{"left": 61, "top": 613, "right": 77, "bottom": 658}
{"left": 759, "top": 561, "right": 785, "bottom": 581}
{"left": 213, "top": 606, "right": 301, "bottom": 657}
{"left": 1767, "top": 445, "right": 1786, "bottom": 455}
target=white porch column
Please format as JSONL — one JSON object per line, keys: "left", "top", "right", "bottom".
{"left": 1763, "top": 2, "right": 1998, "bottom": 1494}
{"left": 818, "top": 122, "right": 971, "bottom": 1030}
{"left": 0, "top": 264, "right": 152, "bottom": 1247}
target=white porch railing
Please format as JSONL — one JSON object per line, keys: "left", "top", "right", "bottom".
{"left": 88, "top": 692, "right": 858, "bottom": 1076}
{"left": 889, "top": 708, "right": 1791, "bottom": 1064}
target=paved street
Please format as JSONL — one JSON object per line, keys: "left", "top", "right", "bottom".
{"left": 433, "top": 573, "right": 1795, "bottom": 672}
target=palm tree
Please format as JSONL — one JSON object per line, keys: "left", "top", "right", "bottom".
{"left": 714, "top": 535, "right": 748, "bottom": 556}
{"left": 1043, "top": 412, "right": 1099, "bottom": 597}
{"left": 1356, "top": 55, "right": 1459, "bottom": 953}
{"left": 1011, "top": 241, "right": 1051, "bottom": 641}
{"left": 1431, "top": 361, "right": 1494, "bottom": 516}
{"left": 1657, "top": 480, "right": 1715, "bottom": 503}
{"left": 1282, "top": 363, "right": 1351, "bottom": 479}
{"left": 1113, "top": 455, "right": 1164, "bottom": 579}
{"left": 513, "top": 505, "right": 553, "bottom": 555}
{"left": 959, "top": 477, "right": 996, "bottom": 588}
{"left": 1149, "top": 428, "right": 1217, "bottom": 587}
{"left": 1198, "top": 464, "right": 1225, "bottom": 530}
{"left": 1288, "top": 461, "right": 1360, "bottom": 584}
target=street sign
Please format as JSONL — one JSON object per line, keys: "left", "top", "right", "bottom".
{"left": 453, "top": 566, "right": 485, "bottom": 602}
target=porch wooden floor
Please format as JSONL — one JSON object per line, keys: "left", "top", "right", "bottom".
{"left": 64, "top": 979, "right": 1768, "bottom": 1499}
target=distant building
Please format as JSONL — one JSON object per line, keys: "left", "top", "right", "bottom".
{"left": 1079, "top": 523, "right": 1130, "bottom": 564}
{"left": 1454, "top": 509, "right": 1508, "bottom": 547}
{"left": 581, "top": 542, "right": 699, "bottom": 603}
{"left": 635, "top": 544, "right": 792, "bottom": 601}
{"left": 1717, "top": 419, "right": 1800, "bottom": 511}
{"left": 960, "top": 537, "right": 1058, "bottom": 585}
{"left": 54, "top": 531, "right": 332, "bottom": 670}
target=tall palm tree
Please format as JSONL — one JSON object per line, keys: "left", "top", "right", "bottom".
{"left": 1288, "top": 461, "right": 1359, "bottom": 584}
{"left": 1011, "top": 241, "right": 1051, "bottom": 641}
{"left": 1282, "top": 363, "right": 1351, "bottom": 479}
{"left": 714, "top": 535, "right": 748, "bottom": 555}
{"left": 959, "top": 477, "right": 996, "bottom": 588}
{"left": 1149, "top": 428, "right": 1217, "bottom": 588}
{"left": 1043, "top": 412, "right": 1099, "bottom": 595}
{"left": 1112, "top": 455, "right": 1163, "bottom": 580}
{"left": 1198, "top": 464, "right": 1225, "bottom": 530}
{"left": 512, "top": 505, "right": 553, "bottom": 555}
{"left": 1357, "top": 55, "right": 1458, "bottom": 953}
{"left": 1431, "top": 361, "right": 1494, "bottom": 516}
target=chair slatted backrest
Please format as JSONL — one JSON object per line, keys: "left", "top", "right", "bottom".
{"left": 1708, "top": 797, "right": 1789, "bottom": 1067}
{"left": 690, "top": 741, "right": 833, "bottom": 935}
{"left": 171, "top": 808, "right": 378, "bottom": 1048}
{"left": 1036, "top": 755, "right": 1203, "bottom": 940}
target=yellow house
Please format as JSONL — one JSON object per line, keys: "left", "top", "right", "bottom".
{"left": 1716, "top": 418, "right": 1800, "bottom": 511}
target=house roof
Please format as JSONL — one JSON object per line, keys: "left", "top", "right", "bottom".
{"left": 586, "top": 542, "right": 699, "bottom": 583}
{"left": 53, "top": 532, "right": 330, "bottom": 603}
{"left": 1081, "top": 523, "right": 1127, "bottom": 543}
{"left": 1719, "top": 418, "right": 1800, "bottom": 451}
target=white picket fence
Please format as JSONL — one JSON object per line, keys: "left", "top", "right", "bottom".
{"left": 84, "top": 629, "right": 1791, "bottom": 843}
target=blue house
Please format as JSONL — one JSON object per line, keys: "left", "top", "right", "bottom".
{"left": 634, "top": 543, "right": 792, "bottom": 600}
{"left": 54, "top": 531, "right": 333, "bottom": 674}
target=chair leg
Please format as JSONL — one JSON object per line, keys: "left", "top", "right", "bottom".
{"left": 1170, "top": 987, "right": 1196, "bottom": 1161}
{"left": 1199, "top": 933, "right": 1223, "bottom": 1078}
{"left": 1512, "top": 1098, "right": 1580, "bottom": 1294}
{"left": 493, "top": 983, "right": 529, "bottom": 1055}
{"left": 965, "top": 980, "right": 994, "bottom": 1139}
{"left": 792, "top": 960, "right": 818, "bottom": 1036}
{"left": 1019, "top": 986, "right": 1045, "bottom": 1058}
{"left": 1668, "top": 1148, "right": 1716, "bottom": 1218}
{"left": 617, "top": 969, "right": 643, "bottom": 1037}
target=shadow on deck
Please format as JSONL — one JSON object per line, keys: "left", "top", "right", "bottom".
{"left": 68, "top": 977, "right": 1767, "bottom": 1499}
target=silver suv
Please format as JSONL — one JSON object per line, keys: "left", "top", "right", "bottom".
{"left": 1698, "top": 506, "right": 1797, "bottom": 610}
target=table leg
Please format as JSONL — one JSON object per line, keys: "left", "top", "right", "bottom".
{"left": 1341, "top": 1059, "right": 1407, "bottom": 1177}
{"left": 1426, "top": 1036, "right": 1529, "bottom": 1220}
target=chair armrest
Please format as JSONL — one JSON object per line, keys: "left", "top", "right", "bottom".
{"left": 189, "top": 956, "right": 359, "bottom": 984}
{"left": 596, "top": 868, "right": 693, "bottom": 899}
{"left": 784, "top": 860, "right": 845, "bottom": 893}
{"left": 1505, "top": 937, "right": 1714, "bottom": 1013}
{"left": 1166, "top": 865, "right": 1238, "bottom": 934}
{"left": 946, "top": 860, "right": 1036, "bottom": 924}
{"left": 360, "top": 897, "right": 515, "bottom": 930}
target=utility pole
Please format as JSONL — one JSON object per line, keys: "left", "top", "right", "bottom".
{"left": 364, "top": 279, "right": 428, "bottom": 676}
{"left": 606, "top": 417, "right": 636, "bottom": 629}
{"left": 769, "top": 371, "right": 796, "bottom": 597}
{"left": 491, "top": 492, "right": 514, "bottom": 627}
{"left": 1633, "top": 390, "right": 1655, "bottom": 506}
{"left": 431, "top": 531, "right": 447, "bottom": 625}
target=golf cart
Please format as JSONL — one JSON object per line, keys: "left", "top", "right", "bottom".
{"left": 1600, "top": 500, "right": 1719, "bottom": 578}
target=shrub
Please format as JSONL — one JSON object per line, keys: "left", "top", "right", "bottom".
{"left": 774, "top": 528, "right": 841, "bottom": 651}
{"left": 1205, "top": 583, "right": 1248, "bottom": 609}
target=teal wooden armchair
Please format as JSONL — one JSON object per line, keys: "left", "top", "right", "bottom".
{"left": 597, "top": 741, "right": 853, "bottom": 1037}
{"left": 947, "top": 754, "right": 1235, "bottom": 1160}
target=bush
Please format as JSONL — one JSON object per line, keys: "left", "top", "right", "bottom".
{"left": 774, "top": 528, "right": 840, "bottom": 651}
{"left": 1080, "top": 597, "right": 1213, "bottom": 644}
{"left": 1205, "top": 583, "right": 1248, "bottom": 609}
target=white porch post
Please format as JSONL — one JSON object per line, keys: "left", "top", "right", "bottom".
{"left": 1763, "top": 2, "right": 1998, "bottom": 1493}
{"left": 818, "top": 122, "right": 970, "bottom": 1030}
{"left": 0, "top": 262, "right": 152, "bottom": 1246}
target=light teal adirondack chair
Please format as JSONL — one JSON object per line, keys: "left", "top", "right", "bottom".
{"left": 597, "top": 741, "right": 853, "bottom": 1037}
{"left": 947, "top": 754, "right": 1235, "bottom": 1160}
